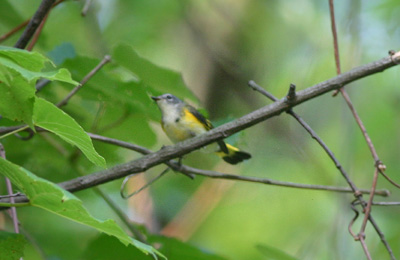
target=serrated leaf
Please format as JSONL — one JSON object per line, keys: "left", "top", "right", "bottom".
{"left": 0, "top": 55, "right": 78, "bottom": 85}
{"left": 0, "top": 47, "right": 78, "bottom": 126}
{"left": 112, "top": 43, "right": 196, "bottom": 100}
{"left": 0, "top": 158, "right": 165, "bottom": 259}
{"left": 0, "top": 231, "right": 28, "bottom": 260}
{"left": 33, "top": 98, "right": 106, "bottom": 168}
{"left": 0, "top": 46, "right": 46, "bottom": 72}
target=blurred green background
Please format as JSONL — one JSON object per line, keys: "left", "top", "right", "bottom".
{"left": 1, "top": 0, "right": 400, "bottom": 259}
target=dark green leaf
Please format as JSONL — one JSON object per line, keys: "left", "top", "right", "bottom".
{"left": 0, "top": 71, "right": 35, "bottom": 126}
{"left": 149, "top": 235, "right": 228, "bottom": 260}
{"left": 0, "top": 231, "right": 28, "bottom": 260}
{"left": 84, "top": 234, "right": 154, "bottom": 260}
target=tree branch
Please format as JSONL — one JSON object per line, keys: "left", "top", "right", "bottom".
{"left": 57, "top": 55, "right": 112, "bottom": 107}
{"left": 0, "top": 52, "right": 399, "bottom": 201}
{"left": 14, "top": 0, "right": 56, "bottom": 49}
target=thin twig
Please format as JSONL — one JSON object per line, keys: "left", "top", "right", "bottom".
{"left": 249, "top": 80, "right": 396, "bottom": 259}
{"left": 0, "top": 143, "right": 20, "bottom": 233}
{"left": 329, "top": 0, "right": 341, "bottom": 76}
{"left": 248, "top": 80, "right": 360, "bottom": 192}
{"left": 89, "top": 133, "right": 388, "bottom": 196}
{"left": 81, "top": 0, "right": 93, "bottom": 16}
{"left": 372, "top": 202, "right": 400, "bottom": 206}
{"left": 26, "top": 13, "right": 49, "bottom": 51}
{"left": 349, "top": 200, "right": 360, "bottom": 239}
{"left": 0, "top": 19, "right": 30, "bottom": 43}
{"left": 328, "top": 1, "right": 396, "bottom": 258}
{"left": 93, "top": 186, "right": 148, "bottom": 243}
{"left": 14, "top": 0, "right": 56, "bottom": 49}
{"left": 359, "top": 237, "right": 372, "bottom": 260}
{"left": 121, "top": 168, "right": 170, "bottom": 199}
{"left": 57, "top": 55, "right": 112, "bottom": 107}
{"left": 72, "top": 163, "right": 148, "bottom": 243}
{"left": 359, "top": 167, "right": 379, "bottom": 239}
{"left": 0, "top": 192, "right": 21, "bottom": 199}
{"left": 0, "top": 0, "right": 64, "bottom": 44}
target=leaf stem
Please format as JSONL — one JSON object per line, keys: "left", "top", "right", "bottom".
{"left": 0, "top": 125, "right": 30, "bottom": 140}
{"left": 0, "top": 202, "right": 30, "bottom": 207}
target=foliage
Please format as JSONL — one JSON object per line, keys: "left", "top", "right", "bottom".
{"left": 0, "top": 0, "right": 399, "bottom": 260}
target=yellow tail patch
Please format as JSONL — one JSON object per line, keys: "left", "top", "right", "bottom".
{"left": 216, "top": 143, "right": 251, "bottom": 165}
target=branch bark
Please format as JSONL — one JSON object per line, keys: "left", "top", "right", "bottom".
{"left": 14, "top": 0, "right": 56, "bottom": 49}
{"left": 57, "top": 51, "right": 400, "bottom": 192}
{"left": 0, "top": 51, "right": 399, "bottom": 201}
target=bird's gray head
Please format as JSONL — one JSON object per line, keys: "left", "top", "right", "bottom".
{"left": 151, "top": 94, "right": 183, "bottom": 113}
{"left": 151, "top": 93, "right": 182, "bottom": 104}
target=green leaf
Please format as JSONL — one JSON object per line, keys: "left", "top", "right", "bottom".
{"left": 0, "top": 231, "right": 28, "bottom": 260}
{"left": 0, "top": 47, "right": 78, "bottom": 125}
{"left": 84, "top": 234, "right": 154, "bottom": 260}
{"left": 149, "top": 235, "right": 228, "bottom": 260}
{"left": 256, "top": 244, "right": 299, "bottom": 260}
{"left": 0, "top": 54, "right": 78, "bottom": 85}
{"left": 0, "top": 158, "right": 165, "bottom": 259}
{"left": 33, "top": 98, "right": 106, "bottom": 168}
{"left": 0, "top": 46, "right": 47, "bottom": 72}
{"left": 112, "top": 43, "right": 196, "bottom": 100}
{"left": 0, "top": 71, "right": 35, "bottom": 126}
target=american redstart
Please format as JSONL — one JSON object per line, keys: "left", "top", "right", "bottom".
{"left": 151, "top": 93, "right": 251, "bottom": 164}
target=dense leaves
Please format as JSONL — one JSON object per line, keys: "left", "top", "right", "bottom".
{"left": 0, "top": 46, "right": 78, "bottom": 126}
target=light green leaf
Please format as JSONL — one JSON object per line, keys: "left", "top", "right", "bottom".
{"left": 0, "top": 46, "right": 47, "bottom": 72}
{"left": 0, "top": 231, "right": 28, "bottom": 260}
{"left": 0, "top": 47, "right": 78, "bottom": 125}
{"left": 0, "top": 158, "right": 165, "bottom": 259}
{"left": 33, "top": 98, "right": 106, "bottom": 168}
{"left": 0, "top": 54, "right": 78, "bottom": 85}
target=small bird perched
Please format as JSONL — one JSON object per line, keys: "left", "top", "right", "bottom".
{"left": 151, "top": 93, "right": 251, "bottom": 164}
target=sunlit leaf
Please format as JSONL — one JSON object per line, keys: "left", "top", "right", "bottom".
{"left": 33, "top": 98, "right": 106, "bottom": 168}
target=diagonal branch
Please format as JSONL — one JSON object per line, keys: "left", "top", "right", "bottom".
{"left": 0, "top": 52, "right": 399, "bottom": 199}
{"left": 56, "top": 51, "right": 399, "bottom": 193}
{"left": 14, "top": 0, "right": 56, "bottom": 49}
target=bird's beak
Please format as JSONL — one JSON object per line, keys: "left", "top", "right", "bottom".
{"left": 151, "top": 96, "right": 161, "bottom": 101}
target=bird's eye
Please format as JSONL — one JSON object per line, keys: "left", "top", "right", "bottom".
{"left": 166, "top": 95, "right": 172, "bottom": 100}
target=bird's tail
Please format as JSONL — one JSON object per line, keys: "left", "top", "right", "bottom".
{"left": 216, "top": 143, "right": 251, "bottom": 165}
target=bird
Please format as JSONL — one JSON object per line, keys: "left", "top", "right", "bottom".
{"left": 151, "top": 93, "right": 251, "bottom": 164}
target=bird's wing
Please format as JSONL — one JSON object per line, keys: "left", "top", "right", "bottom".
{"left": 185, "top": 105, "right": 229, "bottom": 153}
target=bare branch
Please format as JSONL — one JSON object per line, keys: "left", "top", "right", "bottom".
{"left": 14, "top": 0, "right": 56, "bottom": 49}
{"left": 0, "top": 19, "right": 30, "bottom": 43}
{"left": 0, "top": 143, "right": 20, "bottom": 233}
{"left": 57, "top": 55, "right": 112, "bottom": 107}
{"left": 0, "top": 52, "right": 399, "bottom": 204}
